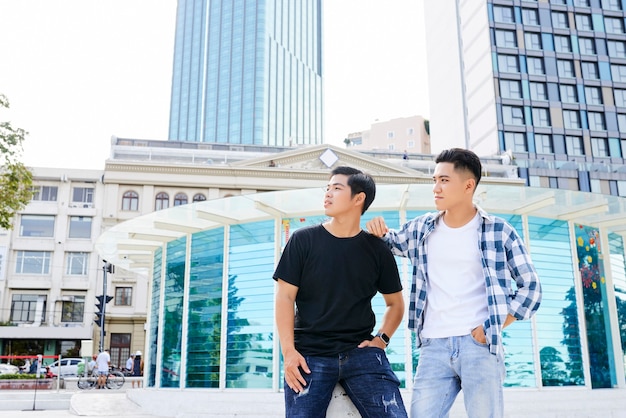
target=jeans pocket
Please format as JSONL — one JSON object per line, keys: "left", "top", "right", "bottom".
{"left": 469, "top": 333, "right": 489, "bottom": 347}
{"left": 420, "top": 337, "right": 432, "bottom": 347}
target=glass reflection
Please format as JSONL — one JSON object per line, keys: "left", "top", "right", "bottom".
{"left": 186, "top": 228, "right": 224, "bottom": 388}
{"left": 608, "top": 233, "right": 626, "bottom": 383}
{"left": 529, "top": 217, "right": 583, "bottom": 386}
{"left": 161, "top": 237, "right": 186, "bottom": 388}
{"left": 226, "top": 221, "right": 275, "bottom": 388}
{"left": 148, "top": 248, "right": 162, "bottom": 387}
{"left": 575, "top": 224, "right": 615, "bottom": 388}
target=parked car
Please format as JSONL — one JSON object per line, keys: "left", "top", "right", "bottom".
{"left": 0, "top": 363, "right": 19, "bottom": 375}
{"left": 46, "top": 358, "right": 84, "bottom": 377}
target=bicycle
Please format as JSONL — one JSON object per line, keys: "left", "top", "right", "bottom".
{"left": 77, "top": 366, "right": 125, "bottom": 390}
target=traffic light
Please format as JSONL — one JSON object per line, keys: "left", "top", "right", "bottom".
{"left": 94, "top": 295, "right": 113, "bottom": 326}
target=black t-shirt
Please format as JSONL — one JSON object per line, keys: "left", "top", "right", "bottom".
{"left": 273, "top": 224, "right": 403, "bottom": 356}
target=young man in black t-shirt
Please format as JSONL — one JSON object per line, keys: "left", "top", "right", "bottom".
{"left": 274, "top": 166, "right": 407, "bottom": 417}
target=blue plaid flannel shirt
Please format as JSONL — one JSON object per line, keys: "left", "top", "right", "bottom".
{"left": 383, "top": 205, "right": 542, "bottom": 356}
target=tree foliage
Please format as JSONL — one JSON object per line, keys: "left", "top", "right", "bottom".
{"left": 0, "top": 94, "right": 32, "bottom": 230}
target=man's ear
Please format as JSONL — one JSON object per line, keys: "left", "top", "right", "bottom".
{"left": 465, "top": 178, "right": 476, "bottom": 192}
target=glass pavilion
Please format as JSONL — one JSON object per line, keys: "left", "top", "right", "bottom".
{"left": 96, "top": 183, "right": 626, "bottom": 391}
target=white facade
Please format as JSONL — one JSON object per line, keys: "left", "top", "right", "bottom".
{"left": 423, "top": 0, "right": 499, "bottom": 156}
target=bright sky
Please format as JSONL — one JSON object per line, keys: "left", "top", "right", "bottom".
{"left": 0, "top": 0, "right": 429, "bottom": 170}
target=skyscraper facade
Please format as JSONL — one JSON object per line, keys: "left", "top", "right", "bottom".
{"left": 423, "top": 0, "right": 626, "bottom": 391}
{"left": 424, "top": 0, "right": 626, "bottom": 196}
{"left": 168, "top": 0, "right": 323, "bottom": 146}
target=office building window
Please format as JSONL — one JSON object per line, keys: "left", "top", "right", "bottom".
{"left": 522, "top": 9, "right": 539, "bottom": 26}
{"left": 564, "top": 110, "right": 581, "bottom": 129}
{"left": 585, "top": 86, "right": 603, "bottom": 105}
{"left": 555, "top": 35, "right": 572, "bottom": 53}
{"left": 615, "top": 89, "right": 626, "bottom": 107}
{"left": 155, "top": 192, "right": 169, "bottom": 211}
{"left": 504, "top": 132, "right": 528, "bottom": 152}
{"left": 575, "top": 14, "right": 593, "bottom": 31}
{"left": 387, "top": 131, "right": 395, "bottom": 139}
{"left": 72, "top": 187, "right": 94, "bottom": 206}
{"left": 20, "top": 215, "right": 54, "bottom": 237}
{"left": 591, "top": 137, "right": 610, "bottom": 157}
{"left": 500, "top": 79, "right": 522, "bottom": 99}
{"left": 68, "top": 216, "right": 92, "bottom": 239}
{"left": 535, "top": 134, "right": 554, "bottom": 154}
{"left": 605, "top": 17, "right": 625, "bottom": 34}
{"left": 530, "top": 82, "right": 548, "bottom": 100}
{"left": 588, "top": 112, "right": 606, "bottom": 130}
{"left": 574, "top": 0, "right": 590, "bottom": 6}
{"left": 192, "top": 193, "right": 207, "bottom": 202}
{"left": 560, "top": 84, "right": 578, "bottom": 103}
{"left": 388, "top": 144, "right": 395, "bottom": 151}
{"left": 527, "top": 57, "right": 545, "bottom": 75}
{"left": 581, "top": 62, "right": 599, "bottom": 79}
{"left": 611, "top": 64, "right": 626, "bottom": 82}
{"left": 532, "top": 108, "right": 551, "bottom": 127}
{"left": 557, "top": 60, "right": 575, "bottom": 78}
{"left": 552, "top": 12, "right": 569, "bottom": 29}
{"left": 174, "top": 193, "right": 188, "bottom": 206}
{"left": 502, "top": 106, "right": 525, "bottom": 125}
{"left": 602, "top": 0, "right": 622, "bottom": 10}
{"left": 30, "top": 186, "right": 57, "bottom": 202}
{"left": 407, "top": 127, "right": 414, "bottom": 135}
{"left": 566, "top": 135, "right": 585, "bottom": 155}
{"left": 10, "top": 294, "right": 46, "bottom": 323}
{"left": 498, "top": 54, "right": 520, "bottom": 73}
{"left": 524, "top": 32, "right": 542, "bottom": 50}
{"left": 578, "top": 38, "right": 596, "bottom": 55}
{"left": 494, "top": 6, "right": 515, "bottom": 23}
{"left": 496, "top": 30, "right": 517, "bottom": 48}
{"left": 16, "top": 251, "right": 51, "bottom": 275}
{"left": 121, "top": 191, "right": 139, "bottom": 211}
{"left": 608, "top": 40, "right": 626, "bottom": 58}
{"left": 550, "top": 0, "right": 566, "bottom": 3}
{"left": 115, "top": 287, "right": 133, "bottom": 306}
{"left": 61, "top": 296, "right": 85, "bottom": 323}
{"left": 618, "top": 114, "right": 626, "bottom": 131}
{"left": 66, "top": 252, "right": 89, "bottom": 275}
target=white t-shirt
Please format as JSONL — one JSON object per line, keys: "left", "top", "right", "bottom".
{"left": 421, "top": 212, "right": 489, "bottom": 338}
{"left": 96, "top": 351, "right": 110, "bottom": 372}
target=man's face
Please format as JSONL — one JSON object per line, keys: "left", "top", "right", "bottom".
{"left": 323, "top": 174, "right": 361, "bottom": 216}
{"left": 432, "top": 162, "right": 474, "bottom": 211}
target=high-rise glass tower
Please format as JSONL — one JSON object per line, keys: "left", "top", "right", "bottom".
{"left": 168, "top": 0, "right": 323, "bottom": 146}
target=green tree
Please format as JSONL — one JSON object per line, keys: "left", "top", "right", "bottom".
{"left": 0, "top": 94, "right": 32, "bottom": 229}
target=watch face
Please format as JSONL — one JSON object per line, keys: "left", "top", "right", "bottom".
{"left": 377, "top": 332, "right": 390, "bottom": 344}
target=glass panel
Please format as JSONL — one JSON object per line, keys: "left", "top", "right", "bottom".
{"left": 529, "top": 217, "right": 584, "bottom": 386}
{"left": 148, "top": 248, "right": 162, "bottom": 387}
{"left": 161, "top": 238, "right": 186, "bottom": 388}
{"left": 68, "top": 217, "right": 92, "bottom": 239}
{"left": 575, "top": 224, "right": 615, "bottom": 388}
{"left": 226, "top": 221, "right": 275, "bottom": 388}
{"left": 20, "top": 215, "right": 54, "bottom": 237}
{"left": 186, "top": 228, "right": 224, "bottom": 388}
{"left": 608, "top": 233, "right": 626, "bottom": 383}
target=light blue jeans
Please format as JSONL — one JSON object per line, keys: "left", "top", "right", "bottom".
{"left": 410, "top": 334, "right": 505, "bottom": 418}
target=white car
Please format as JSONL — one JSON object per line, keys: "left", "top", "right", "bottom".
{"left": 46, "top": 358, "right": 84, "bottom": 377}
{"left": 0, "top": 363, "right": 19, "bottom": 375}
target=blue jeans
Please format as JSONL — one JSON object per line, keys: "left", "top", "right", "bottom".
{"left": 411, "top": 335, "right": 505, "bottom": 418}
{"left": 284, "top": 346, "right": 407, "bottom": 417}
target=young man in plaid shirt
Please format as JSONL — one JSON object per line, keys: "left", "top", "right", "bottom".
{"left": 367, "top": 148, "right": 542, "bottom": 418}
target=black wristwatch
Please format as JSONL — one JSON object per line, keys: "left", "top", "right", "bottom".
{"left": 375, "top": 332, "right": 390, "bottom": 346}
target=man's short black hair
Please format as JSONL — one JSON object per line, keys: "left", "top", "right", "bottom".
{"left": 330, "top": 166, "right": 376, "bottom": 214}
{"left": 435, "top": 148, "right": 482, "bottom": 187}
